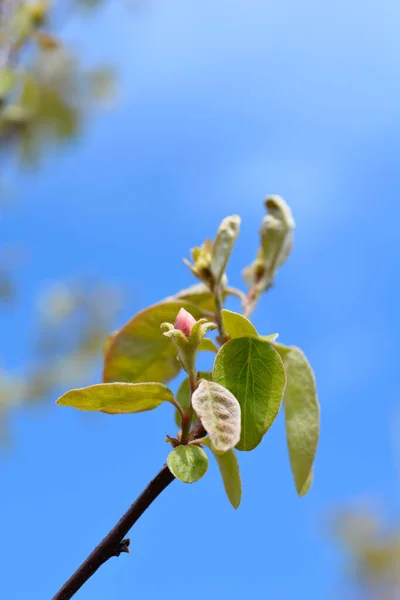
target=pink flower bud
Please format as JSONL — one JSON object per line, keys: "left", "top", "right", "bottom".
{"left": 174, "top": 308, "right": 197, "bottom": 337}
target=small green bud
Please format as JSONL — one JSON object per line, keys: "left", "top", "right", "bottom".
{"left": 183, "top": 239, "right": 213, "bottom": 284}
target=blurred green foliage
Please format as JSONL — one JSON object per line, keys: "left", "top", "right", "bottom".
{"left": 333, "top": 508, "right": 400, "bottom": 599}
{"left": 0, "top": 281, "right": 122, "bottom": 440}
{"left": 0, "top": 0, "right": 115, "bottom": 168}
{"left": 0, "top": 0, "right": 120, "bottom": 438}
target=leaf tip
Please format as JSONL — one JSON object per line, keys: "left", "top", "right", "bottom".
{"left": 298, "top": 471, "right": 314, "bottom": 497}
{"left": 231, "top": 496, "right": 241, "bottom": 510}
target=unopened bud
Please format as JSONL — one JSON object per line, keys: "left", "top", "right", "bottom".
{"left": 174, "top": 308, "right": 197, "bottom": 337}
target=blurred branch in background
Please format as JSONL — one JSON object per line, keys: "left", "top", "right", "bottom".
{"left": 0, "top": 281, "right": 122, "bottom": 441}
{"left": 332, "top": 507, "right": 400, "bottom": 599}
{"left": 0, "top": 0, "right": 126, "bottom": 441}
{"left": 0, "top": 0, "right": 115, "bottom": 168}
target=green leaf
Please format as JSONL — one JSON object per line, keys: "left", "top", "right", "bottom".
{"left": 222, "top": 309, "right": 258, "bottom": 339}
{"left": 192, "top": 380, "right": 241, "bottom": 452}
{"left": 199, "top": 337, "right": 218, "bottom": 353}
{"left": 275, "top": 344, "right": 319, "bottom": 495}
{"left": 213, "top": 337, "right": 286, "bottom": 451}
{"left": 11, "top": 5, "right": 35, "bottom": 44}
{"left": 103, "top": 301, "right": 204, "bottom": 384}
{"left": 167, "top": 445, "right": 208, "bottom": 483}
{"left": 20, "top": 75, "right": 41, "bottom": 116}
{"left": 0, "top": 69, "right": 15, "bottom": 99}
{"left": 203, "top": 438, "right": 242, "bottom": 508}
{"left": 103, "top": 330, "right": 117, "bottom": 356}
{"left": 57, "top": 382, "right": 175, "bottom": 414}
{"left": 174, "top": 372, "right": 212, "bottom": 427}
{"left": 299, "top": 470, "right": 313, "bottom": 497}
{"left": 211, "top": 215, "right": 241, "bottom": 283}
{"left": 260, "top": 333, "right": 279, "bottom": 341}
{"left": 168, "top": 283, "right": 234, "bottom": 313}
{"left": 169, "top": 283, "right": 216, "bottom": 312}
{"left": 2, "top": 104, "right": 31, "bottom": 124}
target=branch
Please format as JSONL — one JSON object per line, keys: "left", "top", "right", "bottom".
{"left": 52, "top": 464, "right": 175, "bottom": 600}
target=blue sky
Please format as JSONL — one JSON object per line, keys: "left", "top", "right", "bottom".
{"left": 1, "top": 1, "right": 400, "bottom": 598}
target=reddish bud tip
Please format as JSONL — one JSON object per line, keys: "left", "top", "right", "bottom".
{"left": 174, "top": 308, "right": 197, "bottom": 337}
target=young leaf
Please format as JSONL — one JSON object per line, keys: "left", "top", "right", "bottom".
{"left": 0, "top": 68, "right": 15, "bottom": 99}
{"left": 211, "top": 215, "right": 241, "bottom": 284}
{"left": 260, "top": 196, "right": 295, "bottom": 279}
{"left": 199, "top": 338, "right": 218, "bottom": 353}
{"left": 299, "top": 470, "right": 313, "bottom": 497}
{"left": 213, "top": 338, "right": 286, "bottom": 451}
{"left": 168, "top": 283, "right": 217, "bottom": 312}
{"left": 57, "top": 382, "right": 175, "bottom": 414}
{"left": 167, "top": 445, "right": 208, "bottom": 483}
{"left": 103, "top": 301, "right": 203, "bottom": 384}
{"left": 275, "top": 344, "right": 319, "bottom": 495}
{"left": 184, "top": 239, "right": 213, "bottom": 283}
{"left": 241, "top": 196, "right": 294, "bottom": 294}
{"left": 260, "top": 333, "right": 279, "bottom": 341}
{"left": 222, "top": 309, "right": 258, "bottom": 339}
{"left": 103, "top": 330, "right": 117, "bottom": 356}
{"left": 192, "top": 380, "right": 241, "bottom": 453}
{"left": 203, "top": 438, "right": 242, "bottom": 509}
{"left": 174, "top": 372, "right": 212, "bottom": 426}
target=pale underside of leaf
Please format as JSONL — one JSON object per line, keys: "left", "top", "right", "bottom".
{"left": 211, "top": 215, "right": 241, "bottom": 283}
{"left": 263, "top": 195, "right": 295, "bottom": 271}
{"left": 275, "top": 344, "right": 320, "bottom": 495}
{"left": 192, "top": 379, "right": 241, "bottom": 453}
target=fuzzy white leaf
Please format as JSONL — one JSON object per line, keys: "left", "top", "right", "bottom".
{"left": 211, "top": 215, "right": 241, "bottom": 283}
{"left": 192, "top": 379, "right": 241, "bottom": 452}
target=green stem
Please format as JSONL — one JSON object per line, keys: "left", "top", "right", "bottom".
{"left": 213, "top": 285, "right": 227, "bottom": 343}
{"left": 180, "top": 408, "right": 192, "bottom": 444}
{"left": 180, "top": 371, "right": 198, "bottom": 444}
{"left": 170, "top": 398, "right": 185, "bottom": 420}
